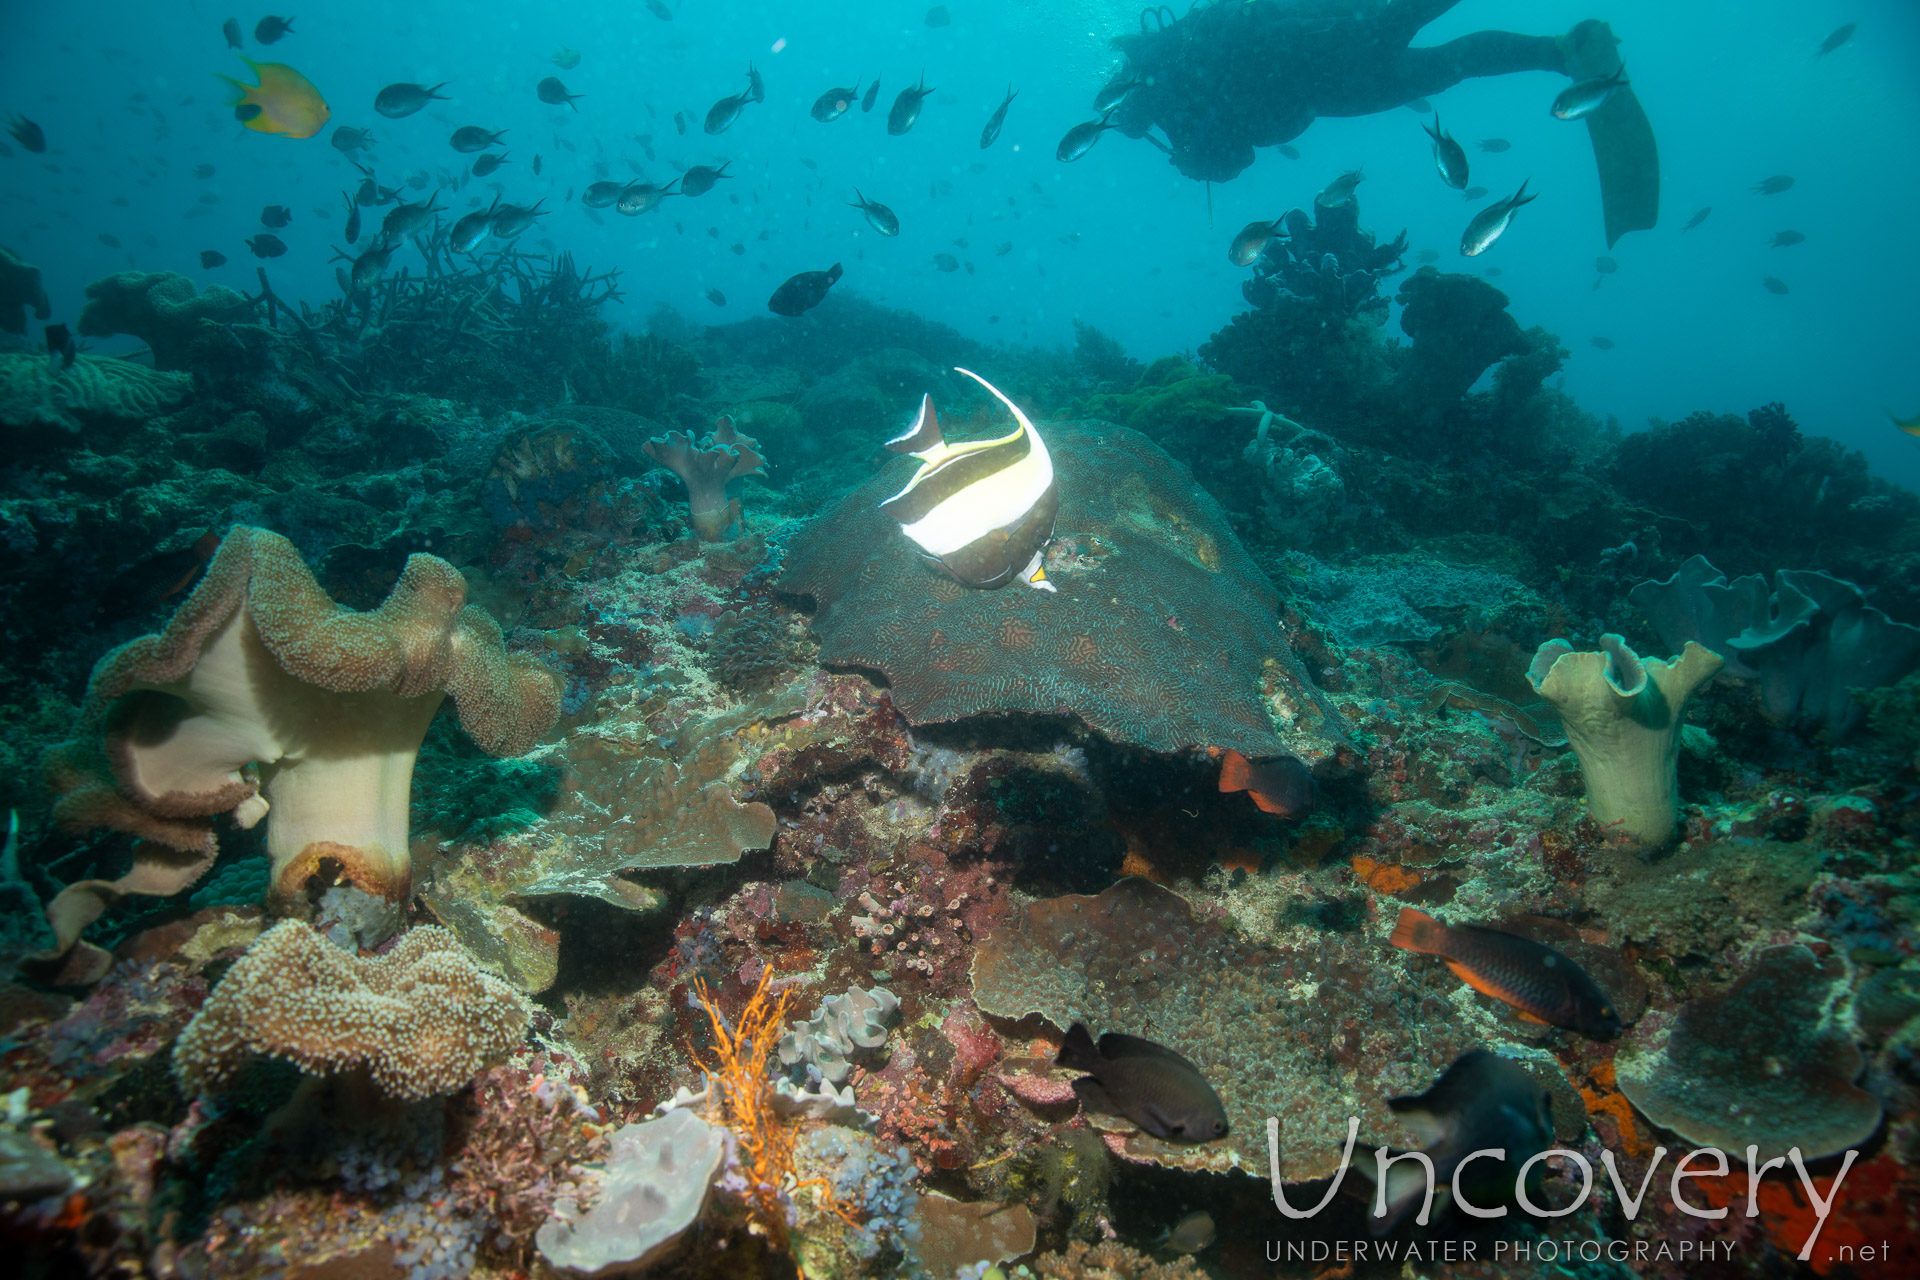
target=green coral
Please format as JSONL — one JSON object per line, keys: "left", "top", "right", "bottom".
{"left": 0, "top": 353, "right": 194, "bottom": 442}
{"left": 77, "top": 271, "right": 254, "bottom": 371}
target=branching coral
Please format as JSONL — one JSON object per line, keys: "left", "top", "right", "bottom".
{"left": 39, "top": 526, "right": 561, "bottom": 963}
{"left": 1526, "top": 634, "right": 1721, "bottom": 846}
{"left": 172, "top": 920, "right": 531, "bottom": 1101}
{"left": 643, "top": 415, "right": 767, "bottom": 540}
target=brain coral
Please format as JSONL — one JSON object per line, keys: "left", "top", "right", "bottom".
{"left": 0, "top": 353, "right": 193, "bottom": 442}
{"left": 173, "top": 920, "right": 530, "bottom": 1101}
{"left": 971, "top": 877, "right": 1514, "bottom": 1178}
{"left": 1616, "top": 944, "right": 1882, "bottom": 1161}
{"left": 780, "top": 419, "right": 1341, "bottom": 759}
{"left": 77, "top": 270, "right": 255, "bottom": 371}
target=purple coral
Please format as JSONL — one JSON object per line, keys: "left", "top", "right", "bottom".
{"left": 643, "top": 415, "right": 767, "bottom": 540}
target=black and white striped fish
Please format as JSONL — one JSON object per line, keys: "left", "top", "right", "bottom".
{"left": 879, "top": 369, "right": 1058, "bottom": 593}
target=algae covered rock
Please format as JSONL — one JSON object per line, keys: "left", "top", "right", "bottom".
{"left": 780, "top": 419, "right": 1342, "bottom": 760}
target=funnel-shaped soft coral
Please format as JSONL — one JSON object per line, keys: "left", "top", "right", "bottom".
{"left": 40, "top": 527, "right": 561, "bottom": 964}
{"left": 1527, "top": 635, "right": 1721, "bottom": 847}
{"left": 643, "top": 415, "right": 766, "bottom": 540}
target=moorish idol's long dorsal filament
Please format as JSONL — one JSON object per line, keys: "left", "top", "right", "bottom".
{"left": 878, "top": 368, "right": 1059, "bottom": 592}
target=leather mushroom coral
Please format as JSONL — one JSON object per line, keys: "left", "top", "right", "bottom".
{"left": 38, "top": 526, "right": 562, "bottom": 972}
{"left": 642, "top": 415, "right": 767, "bottom": 540}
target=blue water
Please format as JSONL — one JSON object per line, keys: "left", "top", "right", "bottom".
{"left": 4, "top": 0, "right": 1917, "bottom": 485}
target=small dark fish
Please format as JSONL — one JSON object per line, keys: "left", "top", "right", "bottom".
{"left": 349, "top": 240, "right": 394, "bottom": 289}
{"left": 260, "top": 204, "right": 292, "bottom": 228}
{"left": 374, "top": 82, "right": 450, "bottom": 119}
{"left": 1275, "top": 143, "right": 1300, "bottom": 160}
{"left": 342, "top": 192, "right": 361, "bottom": 243}
{"left": 1770, "top": 229, "right": 1805, "bottom": 248}
{"left": 705, "top": 89, "right": 753, "bottom": 135}
{"left": 746, "top": 63, "right": 765, "bottom": 104}
{"left": 925, "top": 4, "right": 950, "bottom": 26}
{"left": 616, "top": 181, "right": 676, "bottom": 215}
{"left": 254, "top": 16, "right": 294, "bottom": 45}
{"left": 1226, "top": 216, "right": 1285, "bottom": 268}
{"left": 1590, "top": 336, "right": 1615, "bottom": 350}
{"left": 1753, "top": 174, "right": 1794, "bottom": 195}
{"left": 1056, "top": 108, "right": 1117, "bottom": 162}
{"left": 1092, "top": 74, "right": 1140, "bottom": 115}
{"left": 1371, "top": 1051, "right": 1554, "bottom": 1232}
{"left": 1316, "top": 167, "right": 1364, "bottom": 208}
{"left": 888, "top": 75, "right": 934, "bottom": 136}
{"left": 980, "top": 85, "right": 1016, "bottom": 149}
{"left": 1218, "top": 750, "right": 1314, "bottom": 816}
{"left": 193, "top": 162, "right": 216, "bottom": 178}
{"left": 1390, "top": 907, "right": 1622, "bottom": 1037}
{"left": 1460, "top": 180, "right": 1537, "bottom": 256}
{"left": 1405, "top": 97, "right": 1433, "bottom": 113}
{"left": 768, "top": 262, "right": 842, "bottom": 316}
{"left": 1161, "top": 1211, "right": 1215, "bottom": 1255}
{"left": 98, "top": 233, "right": 122, "bottom": 249}
{"left": 1460, "top": 185, "right": 1489, "bottom": 201}
{"left": 932, "top": 252, "right": 959, "bottom": 272}
{"left": 681, "top": 162, "right": 729, "bottom": 197}
{"left": 1594, "top": 255, "right": 1617, "bottom": 274}
{"left": 850, "top": 189, "right": 898, "bottom": 236}
{"left": 450, "top": 126, "right": 506, "bottom": 153}
{"left": 102, "top": 531, "right": 221, "bottom": 620}
{"left": 532, "top": 153, "right": 544, "bottom": 176}
{"left": 583, "top": 181, "right": 625, "bottom": 208}
{"left": 245, "top": 233, "right": 287, "bottom": 258}
{"left": 449, "top": 196, "right": 498, "bottom": 252}
{"left": 673, "top": 111, "right": 686, "bottom": 135}
{"left": 45, "top": 322, "right": 76, "bottom": 370}
{"left": 1478, "top": 137, "right": 1511, "bottom": 153}
{"left": 1415, "top": 247, "right": 1439, "bottom": 263}
{"left": 331, "top": 125, "right": 373, "bottom": 153}
{"left": 1422, "top": 112, "right": 1468, "bottom": 190}
{"left": 1682, "top": 205, "right": 1711, "bottom": 231}
{"left": 471, "top": 152, "right": 509, "bottom": 177}
{"left": 222, "top": 18, "right": 242, "bottom": 50}
{"left": 705, "top": 287, "right": 725, "bottom": 307}
{"left": 490, "top": 199, "right": 546, "bottom": 237}
{"left": 1484, "top": 266, "right": 1503, "bottom": 277}
{"left": 8, "top": 116, "right": 47, "bottom": 153}
{"left": 1551, "top": 66, "right": 1627, "bottom": 120}
{"left": 645, "top": 0, "right": 673, "bottom": 19}
{"left": 1763, "top": 276, "right": 1790, "bottom": 295}
{"left": 731, "top": 242, "right": 745, "bottom": 255}
{"left": 380, "top": 190, "right": 441, "bottom": 240}
{"left": 1817, "top": 22, "right": 1856, "bottom": 56}
{"left": 1055, "top": 1023, "right": 1228, "bottom": 1144}
{"left": 995, "top": 241, "right": 1012, "bottom": 256}
{"left": 861, "top": 79, "right": 880, "bottom": 113}
{"left": 812, "top": 85, "right": 859, "bottom": 123}
{"left": 199, "top": 249, "right": 227, "bottom": 268}
{"left": 537, "top": 77, "right": 582, "bottom": 110}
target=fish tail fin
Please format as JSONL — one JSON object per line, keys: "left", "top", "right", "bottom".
{"left": 885, "top": 394, "right": 945, "bottom": 455}
{"left": 1218, "top": 749, "right": 1254, "bottom": 795}
{"left": 1513, "top": 179, "right": 1538, "bottom": 207}
{"left": 1388, "top": 906, "right": 1448, "bottom": 955}
{"left": 1056, "top": 1022, "right": 1100, "bottom": 1071}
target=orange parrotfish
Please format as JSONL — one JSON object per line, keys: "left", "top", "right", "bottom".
{"left": 1389, "top": 907, "right": 1621, "bottom": 1038}
{"left": 1891, "top": 409, "right": 1920, "bottom": 438}
{"left": 218, "top": 57, "right": 330, "bottom": 139}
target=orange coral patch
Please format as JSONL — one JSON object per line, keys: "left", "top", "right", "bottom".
{"left": 1579, "top": 1084, "right": 1651, "bottom": 1159}
{"left": 1351, "top": 855, "right": 1421, "bottom": 895}
{"left": 1693, "top": 1154, "right": 1920, "bottom": 1277}
{"left": 1217, "top": 847, "right": 1261, "bottom": 876}
{"left": 1119, "top": 849, "right": 1157, "bottom": 880}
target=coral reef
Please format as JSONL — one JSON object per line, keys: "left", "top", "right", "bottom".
{"left": 172, "top": 920, "right": 531, "bottom": 1101}
{"left": 643, "top": 415, "right": 768, "bottom": 540}
{"left": 1617, "top": 944, "right": 1883, "bottom": 1160}
{"left": 0, "top": 245, "right": 51, "bottom": 334}
{"left": 39, "top": 526, "right": 561, "bottom": 963}
{"left": 1632, "top": 553, "right": 1920, "bottom": 738}
{"left": 1243, "top": 200, "right": 1406, "bottom": 327}
{"left": 1526, "top": 634, "right": 1722, "bottom": 846}
{"left": 776, "top": 985, "right": 900, "bottom": 1117}
{"left": 77, "top": 271, "right": 256, "bottom": 371}
{"left": 1388, "top": 268, "right": 1527, "bottom": 427}
{"left": 535, "top": 1107, "right": 726, "bottom": 1275}
{"left": 781, "top": 419, "right": 1344, "bottom": 760}
{"left": 0, "top": 353, "right": 194, "bottom": 447}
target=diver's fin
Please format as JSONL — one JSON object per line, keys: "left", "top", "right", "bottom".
{"left": 1561, "top": 20, "right": 1658, "bottom": 247}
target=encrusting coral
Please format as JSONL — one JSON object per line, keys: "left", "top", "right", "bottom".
{"left": 1526, "top": 634, "right": 1721, "bottom": 846}
{"left": 40, "top": 526, "right": 562, "bottom": 965}
{"left": 643, "top": 414, "right": 767, "bottom": 540}
{"left": 172, "top": 920, "right": 531, "bottom": 1101}
{"left": 535, "top": 1107, "right": 727, "bottom": 1276}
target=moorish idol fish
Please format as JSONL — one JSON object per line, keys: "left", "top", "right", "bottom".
{"left": 880, "top": 369, "right": 1059, "bottom": 593}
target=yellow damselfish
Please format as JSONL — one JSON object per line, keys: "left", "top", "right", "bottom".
{"left": 218, "top": 57, "right": 330, "bottom": 139}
